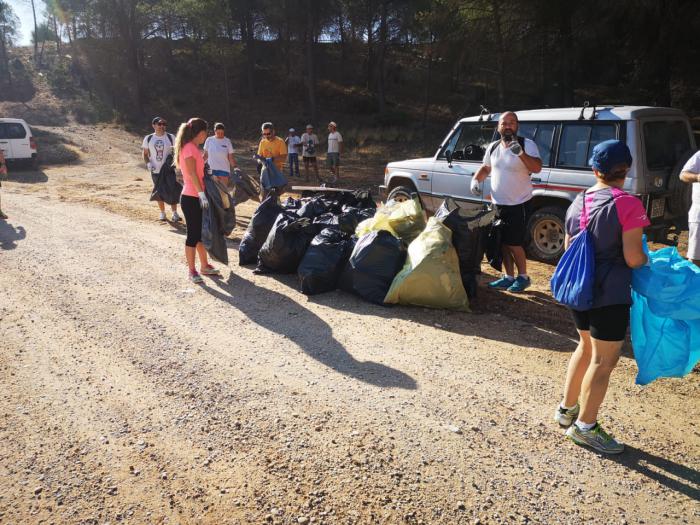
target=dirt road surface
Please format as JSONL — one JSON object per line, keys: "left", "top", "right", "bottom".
{"left": 1, "top": 125, "right": 698, "bottom": 524}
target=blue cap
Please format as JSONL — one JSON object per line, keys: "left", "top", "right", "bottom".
{"left": 589, "top": 140, "right": 632, "bottom": 174}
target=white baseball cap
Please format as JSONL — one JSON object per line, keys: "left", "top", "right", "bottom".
{"left": 289, "top": 128, "right": 295, "bottom": 132}
{"left": 328, "top": 121, "right": 337, "bottom": 127}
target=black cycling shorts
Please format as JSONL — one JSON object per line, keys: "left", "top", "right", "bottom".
{"left": 496, "top": 200, "right": 531, "bottom": 247}
{"left": 570, "top": 304, "right": 630, "bottom": 341}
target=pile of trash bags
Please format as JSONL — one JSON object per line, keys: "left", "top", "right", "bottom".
{"left": 239, "top": 191, "right": 495, "bottom": 311}
{"left": 631, "top": 246, "right": 700, "bottom": 385}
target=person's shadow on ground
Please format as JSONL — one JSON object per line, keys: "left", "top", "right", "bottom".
{"left": 0, "top": 220, "right": 26, "bottom": 250}
{"left": 605, "top": 445, "right": 699, "bottom": 502}
{"left": 202, "top": 272, "right": 417, "bottom": 390}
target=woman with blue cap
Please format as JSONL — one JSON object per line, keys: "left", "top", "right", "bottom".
{"left": 554, "top": 140, "right": 649, "bottom": 454}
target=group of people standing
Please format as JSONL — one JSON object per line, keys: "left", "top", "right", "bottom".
{"left": 282, "top": 122, "right": 344, "bottom": 182}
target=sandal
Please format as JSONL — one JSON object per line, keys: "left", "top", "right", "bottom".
{"left": 189, "top": 271, "right": 204, "bottom": 284}
{"left": 200, "top": 265, "right": 221, "bottom": 277}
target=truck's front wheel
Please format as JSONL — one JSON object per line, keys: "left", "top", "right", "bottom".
{"left": 387, "top": 185, "right": 416, "bottom": 203}
{"left": 526, "top": 206, "right": 566, "bottom": 262}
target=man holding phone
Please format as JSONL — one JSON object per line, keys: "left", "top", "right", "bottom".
{"left": 470, "top": 111, "right": 542, "bottom": 292}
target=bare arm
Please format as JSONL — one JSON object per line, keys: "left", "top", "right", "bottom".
{"left": 142, "top": 148, "right": 150, "bottom": 164}
{"left": 473, "top": 164, "right": 491, "bottom": 182}
{"left": 622, "top": 227, "right": 648, "bottom": 269}
{"left": 564, "top": 233, "right": 571, "bottom": 251}
{"left": 680, "top": 170, "right": 700, "bottom": 184}
{"left": 202, "top": 150, "right": 209, "bottom": 162}
{"left": 184, "top": 157, "right": 204, "bottom": 193}
{"left": 519, "top": 152, "right": 542, "bottom": 174}
{"left": 228, "top": 153, "right": 238, "bottom": 169}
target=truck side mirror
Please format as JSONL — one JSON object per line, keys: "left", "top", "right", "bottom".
{"left": 445, "top": 149, "right": 453, "bottom": 166}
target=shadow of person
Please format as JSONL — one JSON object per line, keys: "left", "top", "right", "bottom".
{"left": 0, "top": 221, "right": 26, "bottom": 250}
{"left": 603, "top": 444, "right": 699, "bottom": 502}
{"left": 201, "top": 272, "right": 417, "bottom": 390}
{"left": 5, "top": 169, "right": 49, "bottom": 184}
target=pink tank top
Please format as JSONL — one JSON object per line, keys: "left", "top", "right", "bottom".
{"left": 179, "top": 142, "right": 205, "bottom": 198}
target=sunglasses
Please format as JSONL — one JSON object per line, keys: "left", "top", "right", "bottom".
{"left": 156, "top": 122, "right": 167, "bottom": 126}
{"left": 262, "top": 132, "right": 272, "bottom": 137}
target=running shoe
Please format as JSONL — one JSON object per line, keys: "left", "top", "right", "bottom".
{"left": 507, "top": 276, "right": 531, "bottom": 293}
{"left": 488, "top": 276, "right": 515, "bottom": 289}
{"left": 566, "top": 423, "right": 624, "bottom": 454}
{"left": 554, "top": 403, "right": 580, "bottom": 427}
{"left": 200, "top": 265, "right": 221, "bottom": 277}
{"left": 171, "top": 211, "right": 181, "bottom": 222}
{"left": 189, "top": 271, "right": 204, "bottom": 284}
{"left": 159, "top": 211, "right": 167, "bottom": 221}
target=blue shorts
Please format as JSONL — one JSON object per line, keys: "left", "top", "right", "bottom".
{"left": 211, "top": 169, "right": 230, "bottom": 178}
{"left": 326, "top": 152, "right": 340, "bottom": 167}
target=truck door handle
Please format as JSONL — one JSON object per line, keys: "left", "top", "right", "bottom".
{"left": 531, "top": 177, "right": 542, "bottom": 183}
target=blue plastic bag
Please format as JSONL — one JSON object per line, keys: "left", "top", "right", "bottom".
{"left": 631, "top": 246, "right": 700, "bottom": 385}
{"left": 550, "top": 229, "right": 596, "bottom": 311}
{"left": 256, "top": 155, "right": 288, "bottom": 190}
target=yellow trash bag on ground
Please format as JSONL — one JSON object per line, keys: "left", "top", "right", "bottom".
{"left": 384, "top": 217, "right": 470, "bottom": 311}
{"left": 356, "top": 196, "right": 426, "bottom": 243}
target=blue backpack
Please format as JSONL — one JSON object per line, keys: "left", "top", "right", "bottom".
{"left": 550, "top": 194, "right": 611, "bottom": 311}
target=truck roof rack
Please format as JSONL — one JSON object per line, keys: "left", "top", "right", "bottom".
{"left": 478, "top": 105, "right": 491, "bottom": 122}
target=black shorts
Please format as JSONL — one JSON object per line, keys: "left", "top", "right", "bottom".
{"left": 496, "top": 200, "right": 531, "bottom": 247}
{"left": 303, "top": 156, "right": 317, "bottom": 164}
{"left": 570, "top": 304, "right": 630, "bottom": 341}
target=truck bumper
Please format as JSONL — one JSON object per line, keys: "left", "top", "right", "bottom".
{"left": 378, "top": 185, "right": 388, "bottom": 202}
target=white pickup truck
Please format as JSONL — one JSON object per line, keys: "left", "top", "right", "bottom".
{"left": 379, "top": 106, "right": 696, "bottom": 261}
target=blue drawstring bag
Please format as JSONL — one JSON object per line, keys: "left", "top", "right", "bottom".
{"left": 631, "top": 246, "right": 700, "bottom": 385}
{"left": 550, "top": 195, "right": 606, "bottom": 310}
{"left": 256, "top": 155, "right": 288, "bottom": 190}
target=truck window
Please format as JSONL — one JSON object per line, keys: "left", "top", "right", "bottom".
{"left": 556, "top": 123, "right": 616, "bottom": 168}
{"left": 518, "top": 123, "right": 556, "bottom": 166}
{"left": 0, "top": 123, "right": 27, "bottom": 139}
{"left": 438, "top": 122, "right": 496, "bottom": 162}
{"left": 643, "top": 121, "right": 692, "bottom": 171}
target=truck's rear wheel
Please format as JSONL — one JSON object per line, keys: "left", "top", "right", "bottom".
{"left": 526, "top": 205, "right": 566, "bottom": 262}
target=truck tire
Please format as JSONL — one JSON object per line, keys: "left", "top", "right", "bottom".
{"left": 526, "top": 205, "right": 567, "bottom": 262}
{"left": 387, "top": 185, "right": 416, "bottom": 203}
{"left": 667, "top": 149, "right": 696, "bottom": 228}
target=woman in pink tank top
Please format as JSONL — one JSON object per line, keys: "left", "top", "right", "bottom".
{"left": 173, "top": 117, "right": 221, "bottom": 283}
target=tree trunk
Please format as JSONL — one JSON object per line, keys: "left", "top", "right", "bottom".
{"left": 557, "top": 2, "right": 573, "bottom": 106}
{"left": 305, "top": 0, "right": 317, "bottom": 123}
{"left": 375, "top": 0, "right": 388, "bottom": 114}
{"left": 52, "top": 14, "right": 61, "bottom": 54}
{"left": 30, "top": 0, "right": 38, "bottom": 62}
{"left": 422, "top": 36, "right": 433, "bottom": 130}
{"left": 0, "top": 23, "right": 11, "bottom": 88}
{"left": 236, "top": 3, "right": 256, "bottom": 99}
{"left": 490, "top": 0, "right": 506, "bottom": 108}
{"left": 365, "top": 0, "right": 374, "bottom": 90}
{"left": 114, "top": 0, "right": 144, "bottom": 115}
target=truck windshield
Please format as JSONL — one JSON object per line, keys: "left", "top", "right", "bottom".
{"left": 438, "top": 122, "right": 497, "bottom": 161}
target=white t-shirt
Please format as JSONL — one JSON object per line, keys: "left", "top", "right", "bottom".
{"left": 483, "top": 138, "right": 540, "bottom": 205}
{"left": 203, "top": 136, "right": 234, "bottom": 173}
{"left": 142, "top": 132, "right": 174, "bottom": 173}
{"left": 681, "top": 151, "right": 700, "bottom": 223}
{"left": 327, "top": 131, "right": 343, "bottom": 154}
{"left": 286, "top": 135, "right": 301, "bottom": 155}
{"left": 300, "top": 133, "right": 319, "bottom": 157}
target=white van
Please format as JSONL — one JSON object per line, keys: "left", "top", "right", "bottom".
{"left": 0, "top": 118, "right": 38, "bottom": 167}
{"left": 380, "top": 105, "right": 697, "bottom": 261}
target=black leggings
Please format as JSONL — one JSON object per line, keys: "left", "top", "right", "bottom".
{"left": 570, "top": 304, "right": 630, "bottom": 341}
{"left": 181, "top": 195, "right": 203, "bottom": 247}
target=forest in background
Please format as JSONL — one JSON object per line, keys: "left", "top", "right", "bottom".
{"left": 1, "top": 0, "right": 699, "bottom": 144}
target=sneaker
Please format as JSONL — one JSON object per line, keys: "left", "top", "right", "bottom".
{"left": 171, "top": 211, "right": 181, "bottom": 222}
{"left": 566, "top": 423, "right": 624, "bottom": 455}
{"left": 0, "top": 210, "right": 7, "bottom": 220}
{"left": 488, "top": 276, "right": 515, "bottom": 289}
{"left": 554, "top": 403, "right": 580, "bottom": 427}
{"left": 159, "top": 211, "right": 167, "bottom": 221}
{"left": 507, "top": 276, "right": 531, "bottom": 293}
{"left": 189, "top": 271, "right": 204, "bottom": 284}
{"left": 200, "top": 264, "right": 221, "bottom": 277}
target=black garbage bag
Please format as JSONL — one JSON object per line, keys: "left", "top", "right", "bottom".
{"left": 232, "top": 169, "right": 261, "bottom": 206}
{"left": 256, "top": 212, "right": 320, "bottom": 274}
{"left": 339, "top": 230, "right": 407, "bottom": 305}
{"left": 312, "top": 212, "right": 340, "bottom": 229}
{"left": 297, "top": 197, "right": 334, "bottom": 219}
{"left": 338, "top": 206, "right": 377, "bottom": 235}
{"left": 202, "top": 175, "right": 236, "bottom": 265}
{"left": 283, "top": 196, "right": 302, "bottom": 210}
{"left": 434, "top": 198, "right": 496, "bottom": 298}
{"left": 238, "top": 195, "right": 283, "bottom": 265}
{"left": 149, "top": 154, "right": 182, "bottom": 205}
{"left": 484, "top": 218, "right": 503, "bottom": 272}
{"left": 298, "top": 228, "right": 354, "bottom": 295}
{"left": 349, "top": 189, "right": 377, "bottom": 209}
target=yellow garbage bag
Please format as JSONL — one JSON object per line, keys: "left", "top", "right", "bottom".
{"left": 384, "top": 217, "right": 470, "bottom": 311}
{"left": 356, "top": 196, "right": 426, "bottom": 243}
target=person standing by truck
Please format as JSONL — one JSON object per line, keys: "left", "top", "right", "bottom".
{"left": 679, "top": 150, "right": 700, "bottom": 267}
{"left": 0, "top": 148, "right": 7, "bottom": 219}
{"left": 469, "top": 111, "right": 542, "bottom": 292}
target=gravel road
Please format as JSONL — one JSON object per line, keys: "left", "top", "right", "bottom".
{"left": 0, "top": 125, "right": 698, "bottom": 524}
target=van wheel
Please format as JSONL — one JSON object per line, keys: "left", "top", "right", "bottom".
{"left": 527, "top": 206, "right": 566, "bottom": 262}
{"left": 387, "top": 185, "right": 416, "bottom": 203}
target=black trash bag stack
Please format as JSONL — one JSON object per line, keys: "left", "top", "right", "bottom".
{"left": 434, "top": 198, "right": 496, "bottom": 298}
{"left": 149, "top": 154, "right": 182, "bottom": 205}
{"left": 347, "top": 189, "right": 377, "bottom": 209}
{"left": 338, "top": 206, "right": 376, "bottom": 234}
{"left": 232, "top": 169, "right": 261, "bottom": 206}
{"left": 298, "top": 228, "right": 354, "bottom": 295}
{"left": 297, "top": 197, "right": 334, "bottom": 219}
{"left": 283, "top": 196, "right": 302, "bottom": 210}
{"left": 202, "top": 175, "right": 237, "bottom": 265}
{"left": 256, "top": 212, "right": 320, "bottom": 274}
{"left": 339, "top": 230, "right": 407, "bottom": 305}
{"left": 238, "top": 196, "right": 283, "bottom": 265}
{"left": 312, "top": 212, "right": 340, "bottom": 229}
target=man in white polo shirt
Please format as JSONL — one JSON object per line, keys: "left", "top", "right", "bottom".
{"left": 679, "top": 150, "right": 700, "bottom": 267}
{"left": 470, "top": 111, "right": 542, "bottom": 292}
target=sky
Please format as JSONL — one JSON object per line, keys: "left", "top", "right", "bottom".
{"left": 8, "top": 0, "right": 47, "bottom": 45}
